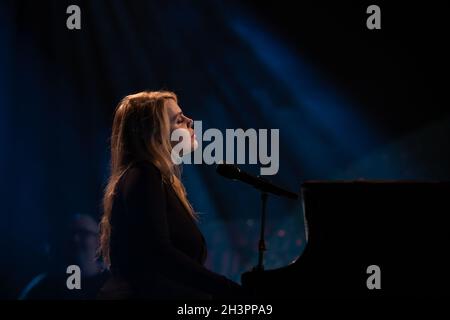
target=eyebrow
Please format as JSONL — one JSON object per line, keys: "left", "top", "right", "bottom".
{"left": 171, "top": 111, "right": 183, "bottom": 122}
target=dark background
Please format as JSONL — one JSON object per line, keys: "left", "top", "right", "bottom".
{"left": 0, "top": 0, "right": 448, "bottom": 298}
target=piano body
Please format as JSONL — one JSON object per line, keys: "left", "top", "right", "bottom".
{"left": 241, "top": 181, "right": 450, "bottom": 298}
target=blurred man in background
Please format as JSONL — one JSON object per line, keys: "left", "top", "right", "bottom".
{"left": 19, "top": 214, "right": 109, "bottom": 300}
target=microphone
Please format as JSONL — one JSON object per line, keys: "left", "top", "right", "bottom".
{"left": 216, "top": 163, "right": 299, "bottom": 200}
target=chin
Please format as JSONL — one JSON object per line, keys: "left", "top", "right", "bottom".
{"left": 192, "top": 139, "right": 199, "bottom": 151}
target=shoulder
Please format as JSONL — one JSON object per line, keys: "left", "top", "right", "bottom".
{"left": 127, "top": 160, "right": 161, "bottom": 178}
{"left": 120, "top": 161, "right": 165, "bottom": 195}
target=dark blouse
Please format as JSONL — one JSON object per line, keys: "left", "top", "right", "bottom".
{"left": 107, "top": 160, "right": 240, "bottom": 299}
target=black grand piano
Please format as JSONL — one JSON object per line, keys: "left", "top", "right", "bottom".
{"left": 241, "top": 181, "right": 450, "bottom": 298}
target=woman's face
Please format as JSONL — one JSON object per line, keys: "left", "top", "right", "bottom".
{"left": 166, "top": 99, "right": 198, "bottom": 151}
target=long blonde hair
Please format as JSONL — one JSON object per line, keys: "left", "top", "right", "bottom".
{"left": 99, "top": 91, "right": 196, "bottom": 266}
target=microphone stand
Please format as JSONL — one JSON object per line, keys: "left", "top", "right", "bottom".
{"left": 249, "top": 177, "right": 298, "bottom": 272}
{"left": 216, "top": 164, "right": 299, "bottom": 273}
{"left": 255, "top": 191, "right": 268, "bottom": 271}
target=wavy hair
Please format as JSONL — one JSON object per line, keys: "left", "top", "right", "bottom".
{"left": 99, "top": 91, "right": 196, "bottom": 266}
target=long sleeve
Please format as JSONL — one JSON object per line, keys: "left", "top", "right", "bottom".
{"left": 117, "top": 163, "right": 240, "bottom": 297}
